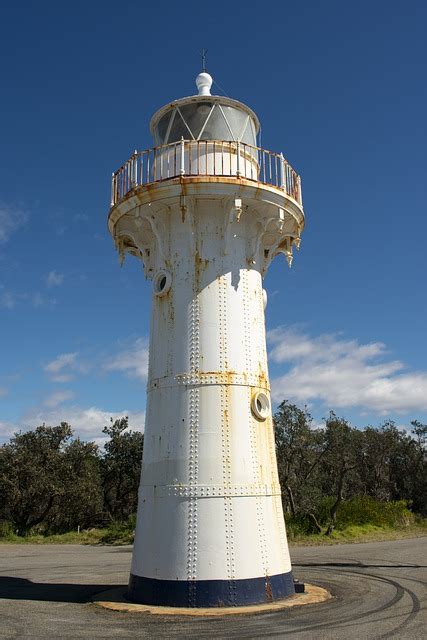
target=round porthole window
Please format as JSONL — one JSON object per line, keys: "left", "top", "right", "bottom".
{"left": 153, "top": 270, "right": 171, "bottom": 296}
{"left": 251, "top": 392, "right": 270, "bottom": 421}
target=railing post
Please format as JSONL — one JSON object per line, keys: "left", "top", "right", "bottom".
{"left": 180, "top": 137, "right": 185, "bottom": 175}
{"left": 280, "top": 153, "right": 286, "bottom": 191}
{"left": 236, "top": 140, "right": 241, "bottom": 177}
{"left": 297, "top": 175, "right": 303, "bottom": 206}
{"left": 133, "top": 149, "right": 138, "bottom": 187}
{"left": 111, "top": 172, "right": 115, "bottom": 206}
{"left": 110, "top": 143, "right": 302, "bottom": 209}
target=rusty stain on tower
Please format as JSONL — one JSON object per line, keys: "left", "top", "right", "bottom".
{"left": 108, "top": 71, "right": 305, "bottom": 607}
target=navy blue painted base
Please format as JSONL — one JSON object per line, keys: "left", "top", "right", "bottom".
{"left": 127, "top": 571, "right": 295, "bottom": 607}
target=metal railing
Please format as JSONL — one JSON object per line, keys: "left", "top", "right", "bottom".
{"left": 111, "top": 140, "right": 302, "bottom": 207}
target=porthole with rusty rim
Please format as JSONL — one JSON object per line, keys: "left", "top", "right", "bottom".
{"left": 251, "top": 391, "right": 270, "bottom": 421}
{"left": 153, "top": 270, "right": 172, "bottom": 297}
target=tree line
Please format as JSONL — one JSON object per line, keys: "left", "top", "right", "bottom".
{"left": 0, "top": 402, "right": 425, "bottom": 536}
{"left": 0, "top": 418, "right": 143, "bottom": 535}
{"left": 274, "top": 402, "right": 426, "bottom": 535}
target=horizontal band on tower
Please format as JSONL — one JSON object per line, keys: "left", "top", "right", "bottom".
{"left": 139, "top": 483, "right": 282, "bottom": 498}
{"left": 148, "top": 371, "right": 270, "bottom": 391}
{"left": 127, "top": 570, "right": 295, "bottom": 607}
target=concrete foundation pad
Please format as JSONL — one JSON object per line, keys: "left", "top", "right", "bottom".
{"left": 92, "top": 583, "right": 332, "bottom": 616}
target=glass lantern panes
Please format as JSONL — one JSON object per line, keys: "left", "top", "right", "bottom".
{"left": 220, "top": 106, "right": 255, "bottom": 145}
{"left": 178, "top": 102, "right": 213, "bottom": 140}
{"left": 198, "top": 105, "right": 231, "bottom": 141}
{"left": 155, "top": 101, "right": 258, "bottom": 146}
{"left": 156, "top": 112, "right": 173, "bottom": 145}
{"left": 168, "top": 110, "right": 193, "bottom": 142}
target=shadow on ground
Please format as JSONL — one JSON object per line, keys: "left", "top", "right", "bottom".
{"left": 293, "top": 562, "right": 426, "bottom": 569}
{"left": 0, "top": 577, "right": 124, "bottom": 603}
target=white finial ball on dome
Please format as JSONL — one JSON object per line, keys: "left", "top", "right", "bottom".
{"left": 196, "top": 72, "right": 213, "bottom": 96}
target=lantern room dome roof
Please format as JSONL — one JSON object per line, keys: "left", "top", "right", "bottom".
{"left": 150, "top": 73, "right": 260, "bottom": 146}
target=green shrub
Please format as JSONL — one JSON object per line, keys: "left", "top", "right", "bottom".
{"left": 0, "top": 521, "right": 15, "bottom": 539}
{"left": 285, "top": 515, "right": 310, "bottom": 539}
{"left": 285, "top": 497, "right": 415, "bottom": 537}
{"left": 99, "top": 514, "right": 136, "bottom": 544}
{"left": 335, "top": 497, "right": 414, "bottom": 529}
{"left": 315, "top": 497, "right": 336, "bottom": 525}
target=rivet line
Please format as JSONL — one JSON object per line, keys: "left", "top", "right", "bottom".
{"left": 187, "top": 295, "right": 200, "bottom": 605}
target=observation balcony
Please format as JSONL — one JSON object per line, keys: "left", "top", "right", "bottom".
{"left": 110, "top": 139, "right": 302, "bottom": 208}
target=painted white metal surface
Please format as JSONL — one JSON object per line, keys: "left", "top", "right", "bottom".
{"left": 108, "top": 74, "right": 305, "bottom": 596}
{"left": 196, "top": 72, "right": 213, "bottom": 96}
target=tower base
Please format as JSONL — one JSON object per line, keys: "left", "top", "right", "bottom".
{"left": 127, "top": 571, "right": 295, "bottom": 607}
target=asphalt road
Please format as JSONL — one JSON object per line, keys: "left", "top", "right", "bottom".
{"left": 0, "top": 537, "right": 425, "bottom": 639}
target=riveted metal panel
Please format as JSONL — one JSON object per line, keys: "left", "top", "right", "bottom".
{"left": 112, "top": 155, "right": 301, "bottom": 599}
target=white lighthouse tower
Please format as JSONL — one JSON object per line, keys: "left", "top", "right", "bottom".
{"left": 108, "top": 70, "right": 305, "bottom": 607}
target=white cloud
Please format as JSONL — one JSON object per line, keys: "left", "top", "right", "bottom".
{"left": 0, "top": 291, "right": 16, "bottom": 309}
{"left": 44, "top": 339, "right": 149, "bottom": 386}
{"left": 73, "top": 213, "right": 89, "bottom": 223}
{"left": 0, "top": 204, "right": 28, "bottom": 244}
{"left": 46, "top": 271, "right": 64, "bottom": 287}
{"left": 0, "top": 407, "right": 145, "bottom": 445}
{"left": 268, "top": 326, "right": 427, "bottom": 415}
{"left": 104, "top": 338, "right": 149, "bottom": 381}
{"left": 49, "top": 373, "right": 72, "bottom": 383}
{"left": 44, "top": 390, "right": 75, "bottom": 408}
{"left": 0, "top": 420, "right": 16, "bottom": 439}
{"left": 21, "top": 406, "right": 146, "bottom": 444}
{"left": 45, "top": 352, "right": 78, "bottom": 374}
{"left": 32, "top": 292, "right": 45, "bottom": 307}
{"left": 44, "top": 352, "right": 85, "bottom": 382}
{"left": 0, "top": 290, "right": 56, "bottom": 310}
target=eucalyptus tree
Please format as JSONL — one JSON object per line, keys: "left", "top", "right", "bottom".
{"left": 101, "top": 417, "right": 144, "bottom": 521}
{"left": 0, "top": 423, "right": 73, "bottom": 534}
{"left": 274, "top": 401, "right": 328, "bottom": 532}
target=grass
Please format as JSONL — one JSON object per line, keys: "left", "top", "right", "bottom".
{"left": 288, "top": 521, "right": 427, "bottom": 546}
{"left": 0, "top": 518, "right": 136, "bottom": 545}
{"left": 0, "top": 521, "right": 426, "bottom": 546}
{"left": 0, "top": 529, "right": 106, "bottom": 545}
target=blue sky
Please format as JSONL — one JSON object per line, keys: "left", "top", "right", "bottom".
{"left": 1, "top": 0, "right": 426, "bottom": 442}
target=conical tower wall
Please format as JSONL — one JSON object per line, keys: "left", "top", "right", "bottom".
{"left": 108, "top": 73, "right": 305, "bottom": 607}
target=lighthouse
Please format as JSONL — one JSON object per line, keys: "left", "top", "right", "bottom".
{"left": 108, "top": 70, "right": 305, "bottom": 607}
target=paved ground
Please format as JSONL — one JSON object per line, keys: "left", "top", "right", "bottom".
{"left": 0, "top": 538, "right": 425, "bottom": 639}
